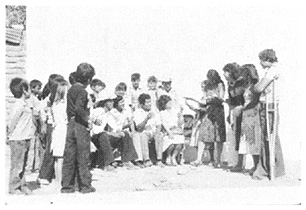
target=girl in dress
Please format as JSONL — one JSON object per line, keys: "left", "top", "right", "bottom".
{"left": 187, "top": 70, "right": 226, "bottom": 168}
{"left": 158, "top": 95, "right": 185, "bottom": 166}
{"left": 50, "top": 79, "right": 69, "bottom": 183}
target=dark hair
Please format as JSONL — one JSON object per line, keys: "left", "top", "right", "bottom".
{"left": 157, "top": 95, "right": 172, "bottom": 111}
{"left": 30, "top": 79, "right": 42, "bottom": 89}
{"left": 258, "top": 49, "right": 278, "bottom": 63}
{"left": 131, "top": 73, "right": 140, "bottom": 82}
{"left": 222, "top": 62, "right": 240, "bottom": 81}
{"left": 240, "top": 64, "right": 259, "bottom": 86}
{"left": 207, "top": 69, "right": 223, "bottom": 85}
{"left": 115, "top": 82, "right": 127, "bottom": 91}
{"left": 69, "top": 72, "right": 77, "bottom": 85}
{"left": 40, "top": 74, "right": 64, "bottom": 100}
{"left": 9, "top": 77, "right": 29, "bottom": 98}
{"left": 113, "top": 96, "right": 124, "bottom": 110}
{"left": 147, "top": 76, "right": 157, "bottom": 83}
{"left": 138, "top": 93, "right": 151, "bottom": 105}
{"left": 204, "top": 70, "right": 224, "bottom": 92}
{"left": 90, "top": 78, "right": 105, "bottom": 88}
{"left": 75, "top": 63, "right": 95, "bottom": 84}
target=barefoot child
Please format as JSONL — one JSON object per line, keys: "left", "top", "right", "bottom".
{"left": 7, "top": 78, "right": 34, "bottom": 195}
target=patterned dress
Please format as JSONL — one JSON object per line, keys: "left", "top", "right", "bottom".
{"left": 197, "top": 82, "right": 226, "bottom": 150}
{"left": 238, "top": 85, "right": 261, "bottom": 155}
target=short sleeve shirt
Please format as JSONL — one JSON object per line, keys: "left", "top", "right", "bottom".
{"left": 133, "top": 108, "right": 161, "bottom": 132}
{"left": 8, "top": 98, "right": 35, "bottom": 141}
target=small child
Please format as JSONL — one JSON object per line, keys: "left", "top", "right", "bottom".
{"left": 115, "top": 82, "right": 132, "bottom": 111}
{"left": 25, "top": 79, "right": 43, "bottom": 173}
{"left": 7, "top": 78, "right": 35, "bottom": 195}
{"left": 128, "top": 73, "right": 143, "bottom": 111}
{"left": 89, "top": 78, "right": 106, "bottom": 107}
{"left": 49, "top": 79, "right": 69, "bottom": 183}
{"left": 146, "top": 76, "right": 159, "bottom": 112}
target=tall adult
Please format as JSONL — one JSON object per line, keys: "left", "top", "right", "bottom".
{"left": 252, "top": 49, "right": 285, "bottom": 180}
{"left": 222, "top": 63, "right": 246, "bottom": 171}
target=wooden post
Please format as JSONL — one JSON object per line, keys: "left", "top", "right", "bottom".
{"left": 266, "top": 79, "right": 276, "bottom": 181}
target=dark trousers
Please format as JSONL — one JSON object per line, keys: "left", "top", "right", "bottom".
{"left": 38, "top": 124, "right": 55, "bottom": 181}
{"left": 92, "top": 131, "right": 138, "bottom": 169}
{"left": 61, "top": 119, "right": 92, "bottom": 191}
{"left": 9, "top": 140, "right": 30, "bottom": 193}
{"left": 235, "top": 113, "right": 243, "bottom": 151}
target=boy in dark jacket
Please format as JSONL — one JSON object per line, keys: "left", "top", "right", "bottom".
{"left": 61, "top": 63, "right": 96, "bottom": 194}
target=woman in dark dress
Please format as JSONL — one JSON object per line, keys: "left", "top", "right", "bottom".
{"left": 188, "top": 69, "right": 226, "bottom": 168}
{"left": 222, "top": 63, "right": 246, "bottom": 172}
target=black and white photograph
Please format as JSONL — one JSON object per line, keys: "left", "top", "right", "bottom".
{"left": 1, "top": 0, "right": 304, "bottom": 206}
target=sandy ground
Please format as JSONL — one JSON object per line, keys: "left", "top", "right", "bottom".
{"left": 4, "top": 144, "right": 301, "bottom": 205}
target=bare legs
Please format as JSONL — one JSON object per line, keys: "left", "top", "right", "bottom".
{"left": 165, "top": 144, "right": 184, "bottom": 166}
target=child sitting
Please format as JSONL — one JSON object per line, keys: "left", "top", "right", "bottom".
{"left": 89, "top": 78, "right": 106, "bottom": 108}
{"left": 158, "top": 95, "right": 185, "bottom": 166}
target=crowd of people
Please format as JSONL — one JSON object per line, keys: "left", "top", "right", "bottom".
{"left": 6, "top": 48, "right": 285, "bottom": 195}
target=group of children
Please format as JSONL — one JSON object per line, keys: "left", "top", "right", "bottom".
{"left": 7, "top": 48, "right": 285, "bottom": 195}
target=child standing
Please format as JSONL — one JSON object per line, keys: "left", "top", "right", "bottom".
{"left": 127, "top": 73, "right": 143, "bottom": 111}
{"left": 146, "top": 76, "right": 159, "bottom": 112}
{"left": 25, "top": 79, "right": 43, "bottom": 173}
{"left": 49, "top": 79, "right": 69, "bottom": 183}
{"left": 7, "top": 78, "right": 35, "bottom": 195}
{"left": 89, "top": 78, "right": 106, "bottom": 107}
{"left": 61, "top": 63, "right": 96, "bottom": 194}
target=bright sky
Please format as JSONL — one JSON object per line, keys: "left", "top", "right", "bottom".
{"left": 9, "top": 2, "right": 305, "bottom": 159}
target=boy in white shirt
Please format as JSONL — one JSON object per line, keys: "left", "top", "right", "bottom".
{"left": 7, "top": 78, "right": 34, "bottom": 195}
{"left": 91, "top": 95, "right": 138, "bottom": 171}
{"left": 127, "top": 73, "right": 143, "bottom": 111}
{"left": 133, "top": 93, "right": 164, "bottom": 167}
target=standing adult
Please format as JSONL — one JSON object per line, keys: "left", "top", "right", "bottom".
{"left": 252, "top": 49, "right": 285, "bottom": 180}
{"left": 222, "top": 63, "right": 246, "bottom": 172}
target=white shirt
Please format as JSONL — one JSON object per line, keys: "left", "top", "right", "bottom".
{"left": 8, "top": 98, "right": 35, "bottom": 141}
{"left": 127, "top": 86, "right": 143, "bottom": 110}
{"left": 110, "top": 108, "right": 133, "bottom": 130}
{"left": 259, "top": 64, "right": 281, "bottom": 103}
{"left": 145, "top": 88, "right": 159, "bottom": 112}
{"left": 133, "top": 108, "right": 161, "bottom": 133}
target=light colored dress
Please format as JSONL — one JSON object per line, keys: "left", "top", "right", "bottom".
{"left": 50, "top": 100, "right": 67, "bottom": 157}
{"left": 160, "top": 109, "right": 185, "bottom": 152}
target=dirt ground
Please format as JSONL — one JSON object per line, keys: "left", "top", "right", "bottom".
{"left": 4, "top": 144, "right": 301, "bottom": 205}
